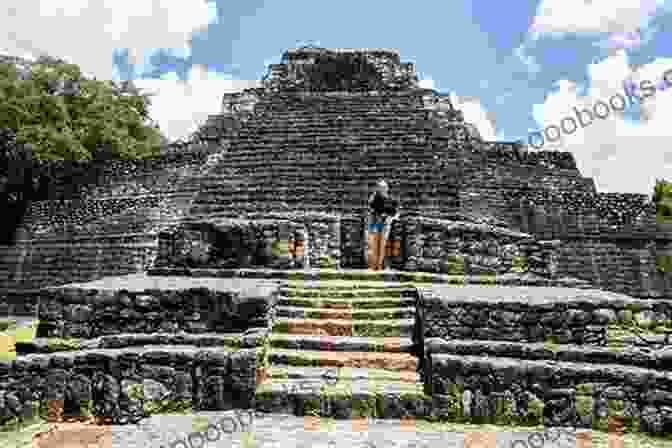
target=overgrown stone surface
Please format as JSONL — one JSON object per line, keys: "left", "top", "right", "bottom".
{"left": 419, "top": 286, "right": 672, "bottom": 346}
{"left": 428, "top": 353, "right": 672, "bottom": 433}
{"left": 1, "top": 47, "right": 669, "bottom": 299}
{"left": 0, "top": 347, "right": 258, "bottom": 425}
{"left": 254, "top": 280, "right": 431, "bottom": 419}
{"left": 29, "top": 277, "right": 282, "bottom": 338}
{"left": 1, "top": 46, "right": 672, "bottom": 443}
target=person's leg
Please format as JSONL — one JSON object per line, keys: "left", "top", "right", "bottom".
{"left": 367, "top": 230, "right": 378, "bottom": 270}
{"left": 376, "top": 226, "right": 386, "bottom": 270}
{"left": 378, "top": 218, "right": 393, "bottom": 270}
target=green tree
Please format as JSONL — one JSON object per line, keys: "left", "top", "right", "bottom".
{"left": 0, "top": 56, "right": 163, "bottom": 160}
{"left": 653, "top": 179, "right": 672, "bottom": 219}
{"left": 0, "top": 55, "right": 166, "bottom": 243}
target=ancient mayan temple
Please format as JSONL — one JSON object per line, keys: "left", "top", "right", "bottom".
{"left": 2, "top": 48, "right": 672, "bottom": 441}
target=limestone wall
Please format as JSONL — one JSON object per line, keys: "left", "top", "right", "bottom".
{"left": 400, "top": 216, "right": 558, "bottom": 276}
{"left": 0, "top": 233, "right": 157, "bottom": 291}
{"left": 418, "top": 287, "right": 672, "bottom": 347}
{"left": 32, "top": 284, "right": 277, "bottom": 338}
{"left": 418, "top": 287, "right": 672, "bottom": 433}
{"left": 0, "top": 347, "right": 258, "bottom": 424}
{"left": 428, "top": 352, "right": 672, "bottom": 433}
{"left": 156, "top": 218, "right": 308, "bottom": 270}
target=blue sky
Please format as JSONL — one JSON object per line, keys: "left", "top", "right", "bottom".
{"left": 1, "top": 0, "right": 671, "bottom": 195}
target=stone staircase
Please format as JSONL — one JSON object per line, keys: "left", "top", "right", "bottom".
{"left": 254, "top": 280, "right": 432, "bottom": 418}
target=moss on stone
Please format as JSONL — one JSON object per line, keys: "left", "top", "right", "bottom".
{"left": 46, "top": 337, "right": 81, "bottom": 351}
{"left": 0, "top": 320, "right": 16, "bottom": 332}
{"left": 144, "top": 398, "right": 193, "bottom": 415}
{"left": 271, "top": 240, "right": 291, "bottom": 257}
{"left": 576, "top": 383, "right": 594, "bottom": 396}
{"left": 511, "top": 255, "right": 529, "bottom": 273}
{"left": 191, "top": 415, "right": 210, "bottom": 433}
{"left": 495, "top": 395, "right": 515, "bottom": 425}
{"left": 445, "top": 383, "right": 465, "bottom": 421}
{"left": 656, "top": 255, "right": 672, "bottom": 274}
{"left": 126, "top": 383, "right": 145, "bottom": 401}
{"left": 543, "top": 336, "right": 561, "bottom": 353}
{"left": 352, "top": 396, "right": 377, "bottom": 417}
{"left": 302, "top": 398, "right": 321, "bottom": 415}
{"left": 79, "top": 400, "right": 95, "bottom": 418}
{"left": 318, "top": 256, "right": 338, "bottom": 269}
{"left": 576, "top": 395, "right": 593, "bottom": 418}
{"left": 526, "top": 397, "right": 544, "bottom": 426}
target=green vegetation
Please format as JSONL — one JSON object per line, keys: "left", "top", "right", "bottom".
{"left": 653, "top": 178, "right": 672, "bottom": 221}
{"left": 0, "top": 56, "right": 164, "bottom": 160}
{"left": 657, "top": 255, "right": 672, "bottom": 274}
{"left": 607, "top": 317, "right": 672, "bottom": 347}
{"left": 511, "top": 255, "right": 529, "bottom": 273}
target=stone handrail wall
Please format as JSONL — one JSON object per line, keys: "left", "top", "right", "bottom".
{"left": 418, "top": 287, "right": 672, "bottom": 348}
{"left": 33, "top": 283, "right": 279, "bottom": 338}
{"left": 506, "top": 191, "right": 657, "bottom": 239}
{"left": 400, "top": 216, "right": 558, "bottom": 276}
{"left": 0, "top": 347, "right": 258, "bottom": 425}
{"left": 156, "top": 217, "right": 308, "bottom": 270}
{"left": 418, "top": 287, "right": 672, "bottom": 433}
{"left": 428, "top": 351, "right": 672, "bottom": 433}
{"left": 0, "top": 233, "right": 157, "bottom": 291}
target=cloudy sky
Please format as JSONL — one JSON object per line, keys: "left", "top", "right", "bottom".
{"left": 1, "top": 0, "right": 671, "bottom": 195}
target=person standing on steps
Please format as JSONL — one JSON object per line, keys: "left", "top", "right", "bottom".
{"left": 366, "top": 180, "right": 399, "bottom": 271}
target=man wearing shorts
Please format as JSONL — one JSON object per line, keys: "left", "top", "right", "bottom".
{"left": 366, "top": 180, "right": 399, "bottom": 271}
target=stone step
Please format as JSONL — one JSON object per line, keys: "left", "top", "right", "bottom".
{"left": 268, "top": 348, "right": 419, "bottom": 371}
{"left": 254, "top": 384, "right": 430, "bottom": 419}
{"left": 277, "top": 296, "right": 417, "bottom": 310}
{"left": 424, "top": 337, "right": 672, "bottom": 371}
{"left": 282, "top": 286, "right": 416, "bottom": 298}
{"left": 272, "top": 318, "right": 415, "bottom": 338}
{"left": 17, "top": 331, "right": 268, "bottom": 354}
{"left": 145, "top": 268, "right": 586, "bottom": 289}
{"left": 275, "top": 305, "right": 416, "bottom": 320}
{"left": 267, "top": 334, "right": 414, "bottom": 353}
{"left": 261, "top": 365, "right": 422, "bottom": 383}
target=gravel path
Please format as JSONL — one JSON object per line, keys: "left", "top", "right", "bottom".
{"left": 24, "top": 412, "right": 581, "bottom": 448}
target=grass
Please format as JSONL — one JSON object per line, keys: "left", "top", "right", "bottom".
{"left": 0, "top": 319, "right": 38, "bottom": 361}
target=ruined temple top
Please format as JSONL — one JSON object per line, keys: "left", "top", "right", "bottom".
{"left": 263, "top": 47, "right": 419, "bottom": 92}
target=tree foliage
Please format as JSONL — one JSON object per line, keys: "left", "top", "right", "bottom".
{"left": 653, "top": 179, "right": 672, "bottom": 218}
{"left": 0, "top": 56, "right": 163, "bottom": 160}
{"left": 0, "top": 55, "right": 169, "bottom": 243}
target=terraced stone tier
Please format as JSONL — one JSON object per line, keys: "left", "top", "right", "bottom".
{"left": 16, "top": 331, "right": 268, "bottom": 354}
{"left": 24, "top": 275, "right": 283, "bottom": 338}
{"left": 145, "top": 267, "right": 592, "bottom": 288}
{"left": 428, "top": 353, "right": 672, "bottom": 434}
{"left": 425, "top": 337, "right": 672, "bottom": 371}
{"left": 0, "top": 346, "right": 258, "bottom": 425}
{"left": 417, "top": 285, "right": 672, "bottom": 347}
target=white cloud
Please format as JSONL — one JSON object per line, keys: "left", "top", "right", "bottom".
{"left": 418, "top": 79, "right": 434, "bottom": 90}
{"left": 1, "top": 0, "right": 213, "bottom": 80}
{"left": 530, "top": 0, "right": 665, "bottom": 37}
{"left": 0, "top": 0, "right": 261, "bottom": 141}
{"left": 135, "top": 65, "right": 259, "bottom": 141}
{"left": 451, "top": 94, "right": 497, "bottom": 141}
{"left": 527, "top": 50, "right": 672, "bottom": 195}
